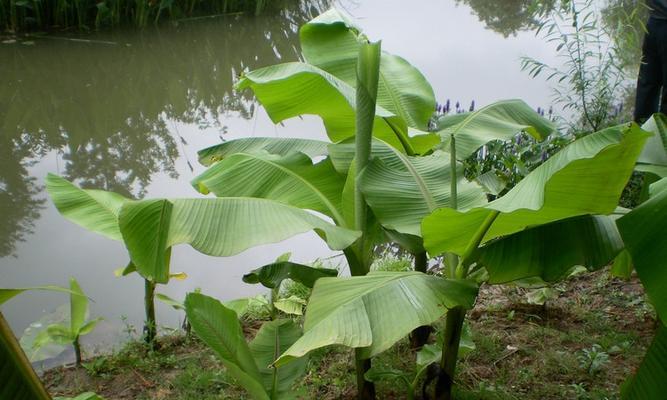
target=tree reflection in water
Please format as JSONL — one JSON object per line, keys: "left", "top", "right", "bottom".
{"left": 0, "top": 0, "right": 331, "bottom": 257}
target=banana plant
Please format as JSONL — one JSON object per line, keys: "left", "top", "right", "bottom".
{"left": 190, "top": 8, "right": 557, "bottom": 397}
{"left": 184, "top": 292, "right": 308, "bottom": 400}
{"left": 29, "top": 278, "right": 101, "bottom": 366}
{"left": 46, "top": 174, "right": 359, "bottom": 346}
{"left": 420, "top": 122, "right": 649, "bottom": 398}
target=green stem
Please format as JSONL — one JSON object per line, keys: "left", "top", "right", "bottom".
{"left": 270, "top": 286, "right": 279, "bottom": 320}
{"left": 410, "top": 251, "right": 431, "bottom": 348}
{"left": 352, "top": 40, "right": 381, "bottom": 400}
{"left": 435, "top": 306, "right": 466, "bottom": 400}
{"left": 355, "top": 348, "right": 376, "bottom": 400}
{"left": 144, "top": 278, "right": 157, "bottom": 348}
{"left": 73, "top": 336, "right": 82, "bottom": 366}
{"left": 444, "top": 136, "right": 460, "bottom": 278}
{"left": 449, "top": 135, "right": 458, "bottom": 210}
{"left": 435, "top": 210, "right": 500, "bottom": 399}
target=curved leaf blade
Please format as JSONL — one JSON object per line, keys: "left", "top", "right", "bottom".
{"left": 424, "top": 124, "right": 650, "bottom": 256}
{"left": 478, "top": 215, "right": 624, "bottom": 283}
{"left": 120, "top": 198, "right": 360, "bottom": 283}
{"left": 236, "top": 62, "right": 409, "bottom": 152}
{"left": 192, "top": 153, "right": 346, "bottom": 225}
{"left": 198, "top": 137, "right": 330, "bottom": 167}
{"left": 621, "top": 324, "right": 667, "bottom": 400}
{"left": 617, "top": 177, "right": 667, "bottom": 322}
{"left": 358, "top": 141, "right": 487, "bottom": 236}
{"left": 436, "top": 99, "right": 555, "bottom": 159}
{"left": 249, "top": 319, "right": 307, "bottom": 396}
{"left": 46, "top": 173, "right": 129, "bottom": 241}
{"left": 242, "top": 261, "right": 338, "bottom": 289}
{"left": 300, "top": 8, "right": 436, "bottom": 131}
{"left": 275, "top": 271, "right": 478, "bottom": 366}
{"left": 184, "top": 293, "right": 268, "bottom": 400}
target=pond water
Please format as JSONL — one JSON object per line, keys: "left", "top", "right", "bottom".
{"left": 0, "top": 0, "right": 561, "bottom": 364}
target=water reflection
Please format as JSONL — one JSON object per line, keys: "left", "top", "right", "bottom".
{"left": 455, "top": 0, "right": 557, "bottom": 37}
{"left": 0, "top": 0, "right": 330, "bottom": 257}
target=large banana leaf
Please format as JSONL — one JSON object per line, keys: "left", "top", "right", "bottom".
{"left": 119, "top": 198, "right": 360, "bottom": 283}
{"left": 46, "top": 174, "right": 129, "bottom": 241}
{"left": 355, "top": 140, "right": 487, "bottom": 236}
{"left": 274, "top": 271, "right": 478, "bottom": 366}
{"left": 242, "top": 261, "right": 338, "bottom": 289}
{"left": 436, "top": 99, "right": 555, "bottom": 160}
{"left": 236, "top": 62, "right": 412, "bottom": 153}
{"left": 0, "top": 312, "right": 52, "bottom": 400}
{"left": 617, "top": 178, "right": 667, "bottom": 322}
{"left": 423, "top": 123, "right": 650, "bottom": 256}
{"left": 636, "top": 113, "right": 667, "bottom": 177}
{"left": 621, "top": 324, "right": 667, "bottom": 400}
{"left": 300, "top": 8, "right": 435, "bottom": 131}
{"left": 249, "top": 319, "right": 307, "bottom": 398}
{"left": 192, "top": 153, "right": 347, "bottom": 225}
{"left": 0, "top": 286, "right": 77, "bottom": 305}
{"left": 197, "top": 137, "right": 330, "bottom": 167}
{"left": 184, "top": 293, "right": 269, "bottom": 400}
{"left": 477, "top": 215, "right": 624, "bottom": 283}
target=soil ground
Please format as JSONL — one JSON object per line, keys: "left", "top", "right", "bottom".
{"left": 42, "top": 269, "right": 656, "bottom": 399}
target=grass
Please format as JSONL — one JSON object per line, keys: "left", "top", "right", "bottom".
{"left": 42, "top": 269, "right": 655, "bottom": 399}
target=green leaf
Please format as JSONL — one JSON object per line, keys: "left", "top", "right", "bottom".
{"left": 192, "top": 153, "right": 346, "bottom": 224}
{"left": 416, "top": 343, "right": 441, "bottom": 368}
{"left": 78, "top": 319, "right": 101, "bottom": 336}
{"left": 197, "top": 137, "right": 330, "bottom": 167}
{"left": 622, "top": 324, "right": 667, "bottom": 400}
{"left": 363, "top": 366, "right": 411, "bottom": 385}
{"left": 423, "top": 123, "right": 650, "bottom": 256}
{"left": 69, "top": 278, "right": 88, "bottom": 334}
{"left": 477, "top": 215, "right": 624, "bottom": 283}
{"left": 223, "top": 298, "right": 251, "bottom": 317}
{"left": 636, "top": 113, "right": 667, "bottom": 175}
{"left": 273, "top": 296, "right": 307, "bottom": 316}
{"left": 0, "top": 286, "right": 78, "bottom": 306}
{"left": 155, "top": 293, "right": 184, "bottom": 310}
{"left": 185, "top": 293, "right": 268, "bottom": 400}
{"left": 475, "top": 171, "right": 507, "bottom": 196}
{"left": 113, "top": 262, "right": 137, "bottom": 277}
{"left": 46, "top": 324, "right": 75, "bottom": 344}
{"left": 119, "top": 199, "right": 173, "bottom": 283}
{"left": 119, "top": 198, "right": 359, "bottom": 284}
{"left": 236, "top": 61, "right": 411, "bottom": 152}
{"left": 0, "top": 312, "right": 51, "bottom": 400}
{"left": 249, "top": 319, "right": 307, "bottom": 397}
{"left": 275, "top": 271, "right": 478, "bottom": 365}
{"left": 242, "top": 261, "right": 338, "bottom": 289}
{"left": 357, "top": 140, "right": 487, "bottom": 236}
{"left": 46, "top": 173, "right": 129, "bottom": 241}
{"left": 617, "top": 177, "right": 667, "bottom": 322}
{"left": 300, "top": 8, "right": 436, "bottom": 131}
{"left": 436, "top": 99, "right": 555, "bottom": 159}
{"left": 611, "top": 249, "right": 633, "bottom": 279}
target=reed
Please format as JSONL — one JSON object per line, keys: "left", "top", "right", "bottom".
{"left": 0, "top": 0, "right": 277, "bottom": 32}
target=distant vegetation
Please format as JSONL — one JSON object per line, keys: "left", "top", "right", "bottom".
{"left": 0, "top": 0, "right": 296, "bottom": 32}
